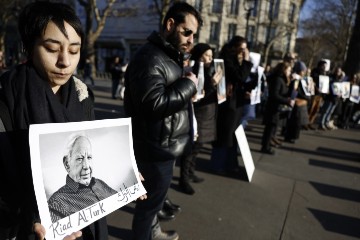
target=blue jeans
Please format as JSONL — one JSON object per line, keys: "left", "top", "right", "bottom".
{"left": 240, "top": 104, "right": 256, "bottom": 129}
{"left": 132, "top": 160, "right": 175, "bottom": 240}
{"left": 319, "top": 100, "right": 337, "bottom": 127}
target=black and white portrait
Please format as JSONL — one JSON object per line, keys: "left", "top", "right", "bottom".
{"left": 29, "top": 118, "right": 146, "bottom": 240}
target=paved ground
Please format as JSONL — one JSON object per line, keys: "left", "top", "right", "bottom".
{"left": 91, "top": 79, "right": 360, "bottom": 240}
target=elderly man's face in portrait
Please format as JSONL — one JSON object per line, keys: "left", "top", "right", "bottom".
{"left": 65, "top": 136, "right": 93, "bottom": 186}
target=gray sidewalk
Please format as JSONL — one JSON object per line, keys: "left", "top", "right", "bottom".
{"left": 91, "top": 79, "right": 360, "bottom": 240}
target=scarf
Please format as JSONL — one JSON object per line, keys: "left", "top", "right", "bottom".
{"left": 0, "top": 62, "right": 92, "bottom": 130}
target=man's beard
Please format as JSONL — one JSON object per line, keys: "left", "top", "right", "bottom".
{"left": 166, "top": 30, "right": 191, "bottom": 54}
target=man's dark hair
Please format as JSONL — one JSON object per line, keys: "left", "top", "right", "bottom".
{"left": 18, "top": 1, "right": 84, "bottom": 57}
{"left": 162, "top": 2, "right": 203, "bottom": 31}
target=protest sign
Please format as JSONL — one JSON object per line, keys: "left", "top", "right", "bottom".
{"left": 235, "top": 125, "right": 255, "bottom": 182}
{"left": 214, "top": 59, "right": 226, "bottom": 104}
{"left": 29, "top": 118, "right": 146, "bottom": 240}
{"left": 250, "top": 66, "right": 264, "bottom": 105}
{"left": 350, "top": 85, "right": 360, "bottom": 103}
{"left": 319, "top": 75, "right": 330, "bottom": 94}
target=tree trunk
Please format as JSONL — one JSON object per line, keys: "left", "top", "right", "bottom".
{"left": 343, "top": 0, "right": 360, "bottom": 75}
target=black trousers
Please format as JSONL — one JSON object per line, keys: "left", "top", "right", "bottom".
{"left": 180, "top": 142, "right": 203, "bottom": 183}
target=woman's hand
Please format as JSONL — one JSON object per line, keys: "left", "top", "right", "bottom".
{"left": 212, "top": 68, "right": 223, "bottom": 86}
{"left": 137, "top": 172, "right": 147, "bottom": 200}
{"left": 63, "top": 231, "right": 82, "bottom": 240}
{"left": 34, "top": 222, "right": 82, "bottom": 240}
{"left": 33, "top": 223, "right": 46, "bottom": 240}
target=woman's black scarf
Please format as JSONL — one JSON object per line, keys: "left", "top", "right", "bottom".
{"left": 0, "top": 62, "right": 88, "bottom": 129}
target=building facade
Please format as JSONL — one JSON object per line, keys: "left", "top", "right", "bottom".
{"left": 89, "top": 0, "right": 302, "bottom": 71}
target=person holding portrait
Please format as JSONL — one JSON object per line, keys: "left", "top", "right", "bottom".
{"left": 0, "top": 2, "right": 119, "bottom": 239}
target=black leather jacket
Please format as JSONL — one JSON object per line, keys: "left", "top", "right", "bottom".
{"left": 124, "top": 31, "right": 197, "bottom": 162}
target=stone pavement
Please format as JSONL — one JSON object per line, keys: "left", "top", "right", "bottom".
{"left": 91, "top": 79, "right": 360, "bottom": 240}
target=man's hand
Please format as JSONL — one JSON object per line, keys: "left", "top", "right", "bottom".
{"left": 185, "top": 71, "right": 198, "bottom": 87}
{"left": 138, "top": 172, "right": 147, "bottom": 200}
{"left": 244, "top": 91, "right": 251, "bottom": 99}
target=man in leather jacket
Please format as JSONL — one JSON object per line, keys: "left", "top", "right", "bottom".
{"left": 124, "top": 2, "right": 202, "bottom": 240}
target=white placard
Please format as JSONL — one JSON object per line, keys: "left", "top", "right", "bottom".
{"left": 319, "top": 75, "right": 330, "bottom": 94}
{"left": 214, "top": 59, "right": 226, "bottom": 104}
{"left": 350, "top": 85, "right": 360, "bottom": 103}
{"left": 341, "top": 82, "right": 351, "bottom": 99}
{"left": 250, "top": 66, "right": 264, "bottom": 105}
{"left": 29, "top": 118, "right": 146, "bottom": 240}
{"left": 194, "top": 62, "right": 205, "bottom": 101}
{"left": 301, "top": 79, "right": 312, "bottom": 96}
{"left": 249, "top": 52, "right": 261, "bottom": 73}
{"left": 235, "top": 125, "right": 255, "bottom": 182}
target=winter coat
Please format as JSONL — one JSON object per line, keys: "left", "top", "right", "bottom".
{"left": 124, "top": 31, "right": 197, "bottom": 162}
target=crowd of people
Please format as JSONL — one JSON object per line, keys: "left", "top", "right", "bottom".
{"left": 0, "top": 1, "right": 359, "bottom": 240}
{"left": 260, "top": 55, "right": 360, "bottom": 154}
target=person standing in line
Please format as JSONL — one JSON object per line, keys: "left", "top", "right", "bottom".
{"left": 284, "top": 61, "right": 310, "bottom": 144}
{"left": 110, "top": 56, "right": 123, "bottom": 99}
{"left": 261, "top": 62, "right": 294, "bottom": 154}
{"left": 210, "top": 36, "right": 253, "bottom": 174}
{"left": 309, "top": 60, "right": 328, "bottom": 129}
{"left": 319, "top": 66, "right": 345, "bottom": 130}
{"left": 124, "top": 2, "right": 202, "bottom": 240}
{"left": 340, "top": 73, "right": 359, "bottom": 129}
{"left": 178, "top": 43, "right": 222, "bottom": 195}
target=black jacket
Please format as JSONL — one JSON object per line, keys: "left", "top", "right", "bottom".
{"left": 0, "top": 64, "right": 106, "bottom": 240}
{"left": 263, "top": 74, "right": 290, "bottom": 124}
{"left": 124, "top": 31, "right": 197, "bottom": 162}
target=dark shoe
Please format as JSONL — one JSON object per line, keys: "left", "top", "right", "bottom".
{"left": 179, "top": 181, "right": 195, "bottom": 195}
{"left": 157, "top": 209, "right": 175, "bottom": 222}
{"left": 270, "top": 139, "right": 280, "bottom": 148}
{"left": 190, "top": 175, "right": 204, "bottom": 183}
{"left": 153, "top": 229, "right": 179, "bottom": 240}
{"left": 284, "top": 138, "right": 295, "bottom": 144}
{"left": 318, "top": 125, "right": 327, "bottom": 131}
{"left": 152, "top": 221, "right": 179, "bottom": 240}
{"left": 163, "top": 198, "right": 181, "bottom": 213}
{"left": 261, "top": 148, "right": 275, "bottom": 155}
{"left": 308, "top": 124, "right": 316, "bottom": 130}
{"left": 271, "top": 137, "right": 282, "bottom": 146}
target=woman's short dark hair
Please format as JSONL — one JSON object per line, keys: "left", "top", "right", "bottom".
{"left": 162, "top": 2, "right": 203, "bottom": 31}
{"left": 18, "top": 1, "right": 84, "bottom": 57}
{"left": 220, "top": 35, "right": 247, "bottom": 57}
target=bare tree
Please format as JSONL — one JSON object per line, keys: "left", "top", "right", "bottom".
{"left": 298, "top": 0, "right": 357, "bottom": 69}
{"left": 78, "top": 0, "right": 117, "bottom": 72}
{"left": 151, "top": 0, "right": 181, "bottom": 31}
{"left": 343, "top": 0, "right": 360, "bottom": 75}
{"left": 0, "top": 0, "right": 22, "bottom": 63}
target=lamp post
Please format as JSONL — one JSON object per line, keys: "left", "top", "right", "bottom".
{"left": 244, "top": 0, "right": 256, "bottom": 42}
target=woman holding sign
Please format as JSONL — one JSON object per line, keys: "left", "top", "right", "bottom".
{"left": 0, "top": 2, "right": 148, "bottom": 240}
{"left": 179, "top": 43, "right": 222, "bottom": 194}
